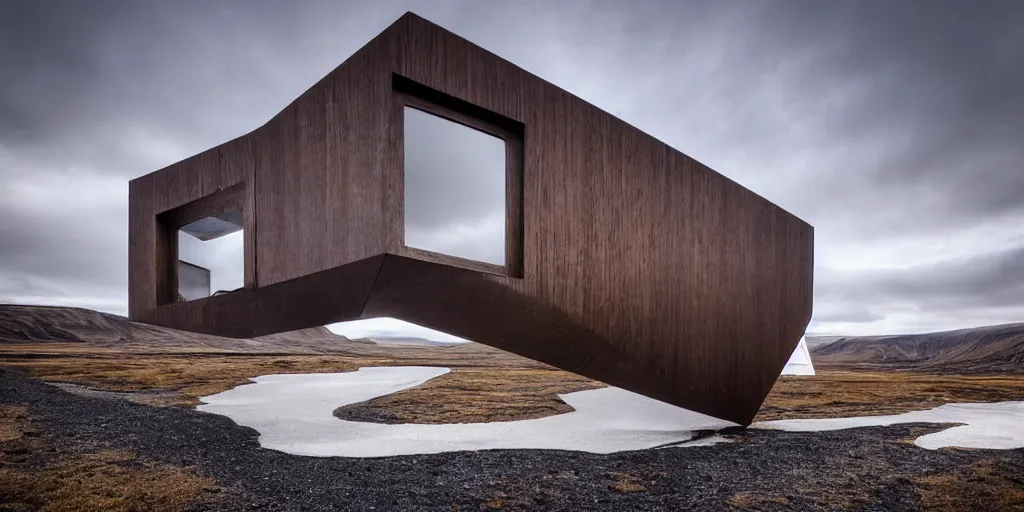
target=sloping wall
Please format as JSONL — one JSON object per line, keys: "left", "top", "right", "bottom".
{"left": 128, "top": 12, "right": 813, "bottom": 425}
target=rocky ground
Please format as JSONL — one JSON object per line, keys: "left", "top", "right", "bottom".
{"left": 3, "top": 306, "right": 1024, "bottom": 510}
{"left": 2, "top": 368, "right": 1024, "bottom": 511}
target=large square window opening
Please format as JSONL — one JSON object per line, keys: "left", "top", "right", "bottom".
{"left": 176, "top": 211, "right": 244, "bottom": 302}
{"left": 403, "top": 106, "right": 508, "bottom": 268}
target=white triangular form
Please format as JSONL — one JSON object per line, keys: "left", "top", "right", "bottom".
{"left": 781, "top": 336, "right": 815, "bottom": 375}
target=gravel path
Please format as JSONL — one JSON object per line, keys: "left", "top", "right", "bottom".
{"left": 2, "top": 368, "right": 1022, "bottom": 511}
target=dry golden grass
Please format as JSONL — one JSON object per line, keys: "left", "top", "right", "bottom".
{"left": 0, "top": 405, "right": 28, "bottom": 443}
{"left": 5, "top": 339, "right": 1024, "bottom": 511}
{"left": 4, "top": 343, "right": 1024, "bottom": 425}
{"left": 0, "top": 450, "right": 221, "bottom": 512}
{"left": 0, "top": 350, "right": 377, "bottom": 407}
{"left": 0, "top": 342, "right": 602, "bottom": 423}
{"left": 335, "top": 367, "right": 604, "bottom": 424}
{"left": 915, "top": 460, "right": 1024, "bottom": 511}
{"left": 756, "top": 370, "right": 1024, "bottom": 421}
{"left": 479, "top": 488, "right": 534, "bottom": 510}
{"left": 727, "top": 492, "right": 789, "bottom": 509}
{"left": 0, "top": 403, "right": 221, "bottom": 512}
{"left": 606, "top": 472, "right": 648, "bottom": 494}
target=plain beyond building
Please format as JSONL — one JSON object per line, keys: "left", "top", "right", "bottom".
{"left": 127, "top": 12, "right": 813, "bottom": 425}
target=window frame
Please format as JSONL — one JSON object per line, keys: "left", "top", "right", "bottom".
{"left": 393, "top": 76, "right": 524, "bottom": 278}
{"left": 154, "top": 182, "right": 249, "bottom": 305}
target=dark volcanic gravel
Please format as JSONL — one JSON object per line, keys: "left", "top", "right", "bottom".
{"left": 2, "top": 368, "right": 1022, "bottom": 511}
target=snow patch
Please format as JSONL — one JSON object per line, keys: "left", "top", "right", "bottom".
{"left": 755, "top": 401, "right": 1024, "bottom": 449}
{"left": 781, "top": 336, "right": 815, "bottom": 376}
{"left": 197, "top": 366, "right": 737, "bottom": 457}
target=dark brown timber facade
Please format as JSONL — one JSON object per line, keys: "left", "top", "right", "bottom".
{"left": 128, "top": 12, "right": 813, "bottom": 425}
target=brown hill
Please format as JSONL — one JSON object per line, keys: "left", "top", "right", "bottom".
{"left": 0, "top": 304, "right": 560, "bottom": 374}
{"left": 811, "top": 322, "right": 1024, "bottom": 373}
{"left": 0, "top": 304, "right": 372, "bottom": 354}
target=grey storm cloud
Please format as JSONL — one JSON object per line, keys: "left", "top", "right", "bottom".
{"left": 1, "top": 0, "right": 1022, "bottom": 335}
{"left": 759, "top": 0, "right": 1024, "bottom": 234}
{"left": 819, "top": 245, "right": 1024, "bottom": 312}
{"left": 403, "top": 107, "right": 505, "bottom": 231}
{"left": 812, "top": 243, "right": 1024, "bottom": 333}
{"left": 403, "top": 106, "right": 506, "bottom": 265}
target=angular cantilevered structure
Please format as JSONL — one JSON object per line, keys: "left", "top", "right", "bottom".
{"left": 128, "top": 12, "right": 813, "bottom": 425}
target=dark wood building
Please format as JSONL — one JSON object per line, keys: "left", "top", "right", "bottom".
{"left": 128, "top": 12, "right": 813, "bottom": 425}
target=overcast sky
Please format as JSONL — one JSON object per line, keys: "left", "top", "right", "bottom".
{"left": 1, "top": 0, "right": 1022, "bottom": 337}
{"left": 403, "top": 106, "right": 507, "bottom": 266}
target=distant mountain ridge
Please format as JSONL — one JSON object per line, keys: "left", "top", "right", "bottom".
{"left": 0, "top": 305, "right": 169, "bottom": 344}
{"left": 0, "top": 304, "right": 559, "bottom": 370}
{"left": 0, "top": 304, "right": 370, "bottom": 353}
{"left": 363, "top": 336, "right": 461, "bottom": 347}
{"left": 4, "top": 304, "right": 1022, "bottom": 373}
{"left": 811, "top": 322, "right": 1024, "bottom": 373}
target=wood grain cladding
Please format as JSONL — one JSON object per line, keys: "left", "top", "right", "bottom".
{"left": 128, "top": 12, "right": 813, "bottom": 425}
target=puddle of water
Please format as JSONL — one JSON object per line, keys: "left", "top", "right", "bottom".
{"left": 754, "top": 401, "right": 1024, "bottom": 450}
{"left": 196, "top": 366, "right": 736, "bottom": 457}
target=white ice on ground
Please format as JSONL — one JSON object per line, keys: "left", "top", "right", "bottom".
{"left": 197, "top": 366, "right": 737, "bottom": 458}
{"left": 660, "top": 435, "right": 733, "bottom": 449}
{"left": 755, "top": 401, "right": 1024, "bottom": 450}
{"left": 780, "top": 336, "right": 815, "bottom": 376}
